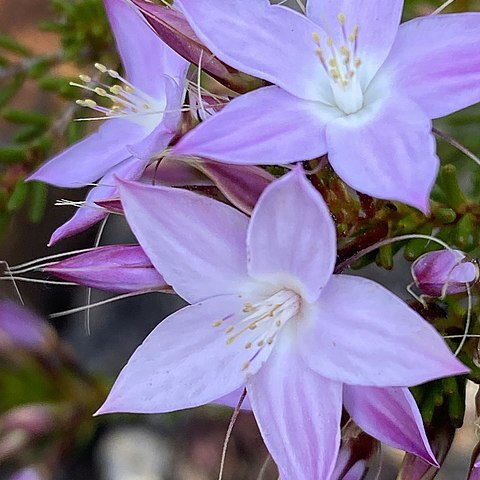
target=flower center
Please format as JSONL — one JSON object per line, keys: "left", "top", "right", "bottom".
{"left": 213, "top": 289, "right": 301, "bottom": 372}
{"left": 313, "top": 13, "right": 364, "bottom": 115}
{"left": 71, "top": 63, "right": 165, "bottom": 128}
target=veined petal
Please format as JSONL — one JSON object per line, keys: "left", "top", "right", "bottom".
{"left": 247, "top": 168, "right": 336, "bottom": 302}
{"left": 117, "top": 179, "right": 250, "bottom": 303}
{"left": 300, "top": 275, "right": 468, "bottom": 386}
{"left": 249, "top": 347, "right": 342, "bottom": 480}
{"left": 28, "top": 119, "right": 146, "bottom": 188}
{"left": 384, "top": 13, "right": 480, "bottom": 119}
{"left": 104, "top": 0, "right": 188, "bottom": 99}
{"left": 306, "top": 0, "right": 404, "bottom": 84}
{"left": 48, "top": 156, "right": 146, "bottom": 246}
{"left": 213, "top": 388, "right": 251, "bottom": 410}
{"left": 344, "top": 385, "right": 437, "bottom": 465}
{"left": 176, "top": 0, "right": 331, "bottom": 102}
{"left": 173, "top": 86, "right": 340, "bottom": 165}
{"left": 97, "top": 295, "right": 271, "bottom": 414}
{"left": 326, "top": 96, "right": 438, "bottom": 213}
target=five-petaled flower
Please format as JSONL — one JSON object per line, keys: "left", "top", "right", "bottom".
{"left": 28, "top": 0, "right": 188, "bottom": 245}
{"left": 170, "top": 0, "right": 480, "bottom": 213}
{"left": 97, "top": 168, "right": 467, "bottom": 479}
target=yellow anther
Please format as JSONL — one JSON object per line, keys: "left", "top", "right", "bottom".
{"left": 111, "top": 105, "right": 122, "bottom": 112}
{"left": 241, "top": 361, "right": 250, "bottom": 371}
{"left": 245, "top": 342, "right": 252, "bottom": 349}
{"left": 340, "top": 46, "right": 349, "bottom": 56}
{"left": 257, "top": 340, "right": 264, "bottom": 347}
{"left": 338, "top": 13, "right": 346, "bottom": 25}
{"left": 329, "top": 58, "right": 338, "bottom": 68}
{"left": 110, "top": 85, "right": 123, "bottom": 95}
{"left": 108, "top": 69, "right": 120, "bottom": 79}
{"left": 327, "top": 37, "right": 334, "bottom": 47}
{"left": 79, "top": 74, "right": 91, "bottom": 83}
{"left": 243, "top": 303, "right": 254, "bottom": 312}
{"left": 267, "top": 337, "right": 274, "bottom": 345}
{"left": 143, "top": 103, "right": 151, "bottom": 109}
{"left": 275, "top": 320, "right": 282, "bottom": 327}
{"left": 349, "top": 25, "right": 359, "bottom": 42}
{"left": 226, "top": 337, "right": 235, "bottom": 345}
{"left": 124, "top": 85, "right": 134, "bottom": 93}
{"left": 248, "top": 323, "right": 257, "bottom": 330}
{"left": 226, "top": 326, "right": 235, "bottom": 334}
{"left": 312, "top": 32, "right": 321, "bottom": 44}
{"left": 355, "top": 58, "right": 362, "bottom": 68}
{"left": 212, "top": 320, "right": 222, "bottom": 327}
{"left": 83, "top": 99, "right": 97, "bottom": 108}
{"left": 94, "top": 87, "right": 107, "bottom": 96}
{"left": 94, "top": 63, "right": 107, "bottom": 73}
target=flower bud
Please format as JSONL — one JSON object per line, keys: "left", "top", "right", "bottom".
{"left": 44, "top": 245, "right": 171, "bottom": 293}
{"left": 331, "top": 423, "right": 379, "bottom": 480}
{"left": 0, "top": 301, "right": 56, "bottom": 352}
{"left": 411, "top": 249, "right": 479, "bottom": 297}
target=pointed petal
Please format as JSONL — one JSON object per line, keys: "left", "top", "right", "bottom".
{"left": 173, "top": 86, "right": 339, "bottom": 165}
{"left": 384, "top": 13, "right": 480, "bottom": 118}
{"left": 306, "top": 0, "right": 403, "bottom": 82}
{"left": 176, "top": 0, "right": 330, "bottom": 102}
{"left": 48, "top": 156, "right": 146, "bottom": 245}
{"left": 300, "top": 275, "right": 468, "bottom": 386}
{"left": 213, "top": 388, "right": 251, "bottom": 410}
{"left": 97, "top": 295, "right": 272, "bottom": 414}
{"left": 104, "top": 0, "right": 188, "bottom": 99}
{"left": 117, "top": 179, "right": 249, "bottom": 303}
{"left": 249, "top": 347, "right": 342, "bottom": 480}
{"left": 247, "top": 168, "right": 336, "bottom": 302}
{"left": 198, "top": 162, "right": 273, "bottom": 215}
{"left": 326, "top": 96, "right": 438, "bottom": 213}
{"left": 28, "top": 119, "right": 146, "bottom": 187}
{"left": 344, "top": 385, "right": 437, "bottom": 465}
{"left": 44, "top": 245, "right": 169, "bottom": 293}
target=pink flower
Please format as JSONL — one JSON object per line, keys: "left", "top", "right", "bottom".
{"left": 28, "top": 0, "right": 188, "bottom": 245}
{"left": 171, "top": 0, "right": 480, "bottom": 212}
{"left": 97, "top": 168, "right": 467, "bottom": 478}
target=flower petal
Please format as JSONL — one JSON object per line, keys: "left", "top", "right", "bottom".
{"left": 213, "top": 388, "right": 251, "bottom": 410}
{"left": 104, "top": 0, "right": 188, "bottom": 99}
{"left": 28, "top": 119, "right": 146, "bottom": 188}
{"left": 48, "top": 156, "right": 147, "bottom": 246}
{"left": 326, "top": 96, "right": 438, "bottom": 213}
{"left": 249, "top": 346, "right": 342, "bottom": 480}
{"left": 176, "top": 0, "right": 330, "bottom": 102}
{"left": 384, "top": 13, "right": 480, "bottom": 118}
{"left": 96, "top": 295, "right": 271, "bottom": 414}
{"left": 344, "top": 385, "right": 437, "bottom": 465}
{"left": 300, "top": 275, "right": 468, "bottom": 386}
{"left": 173, "top": 86, "right": 339, "bottom": 165}
{"left": 306, "top": 0, "right": 404, "bottom": 83}
{"left": 117, "top": 179, "right": 249, "bottom": 303}
{"left": 247, "top": 168, "right": 336, "bottom": 302}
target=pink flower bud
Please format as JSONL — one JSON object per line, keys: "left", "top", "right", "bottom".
{"left": 412, "top": 249, "right": 479, "bottom": 297}
{"left": 0, "top": 302, "right": 56, "bottom": 352}
{"left": 44, "top": 245, "right": 171, "bottom": 293}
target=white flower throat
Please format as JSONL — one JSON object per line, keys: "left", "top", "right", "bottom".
{"left": 214, "top": 289, "right": 301, "bottom": 372}
{"left": 313, "top": 13, "right": 364, "bottom": 115}
{"left": 71, "top": 63, "right": 165, "bottom": 128}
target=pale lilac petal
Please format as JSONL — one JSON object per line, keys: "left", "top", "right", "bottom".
{"left": 117, "top": 179, "right": 250, "bottom": 303}
{"left": 344, "top": 385, "right": 437, "bottom": 465}
{"left": 213, "top": 388, "right": 251, "bottom": 410}
{"left": 143, "top": 157, "right": 212, "bottom": 187}
{"left": 300, "top": 275, "right": 468, "bottom": 386}
{"left": 249, "top": 346, "right": 342, "bottom": 480}
{"left": 307, "top": 0, "right": 403, "bottom": 83}
{"left": 97, "top": 295, "right": 271, "bottom": 414}
{"left": 28, "top": 119, "right": 146, "bottom": 188}
{"left": 176, "top": 0, "right": 331, "bottom": 102}
{"left": 44, "top": 245, "right": 169, "bottom": 293}
{"left": 247, "top": 168, "right": 336, "bottom": 302}
{"left": 384, "top": 13, "right": 480, "bottom": 118}
{"left": 104, "top": 0, "right": 188, "bottom": 99}
{"left": 198, "top": 162, "right": 273, "bottom": 215}
{"left": 173, "top": 86, "right": 340, "bottom": 165}
{"left": 9, "top": 468, "right": 41, "bottom": 480}
{"left": 326, "top": 96, "right": 438, "bottom": 213}
{"left": 48, "top": 156, "right": 146, "bottom": 246}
